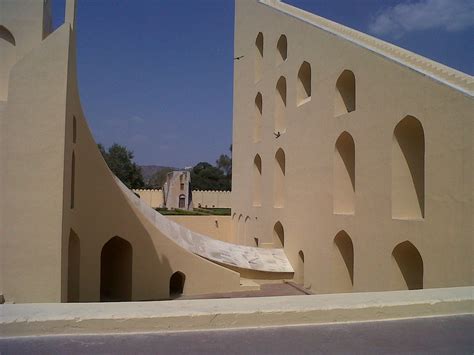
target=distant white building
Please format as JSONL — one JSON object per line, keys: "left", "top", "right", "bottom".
{"left": 163, "top": 171, "right": 193, "bottom": 210}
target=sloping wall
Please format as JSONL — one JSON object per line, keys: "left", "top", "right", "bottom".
{"left": 232, "top": 0, "right": 473, "bottom": 293}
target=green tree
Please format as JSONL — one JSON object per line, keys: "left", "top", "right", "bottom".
{"left": 99, "top": 143, "right": 145, "bottom": 189}
{"left": 147, "top": 167, "right": 174, "bottom": 189}
{"left": 191, "top": 162, "right": 231, "bottom": 191}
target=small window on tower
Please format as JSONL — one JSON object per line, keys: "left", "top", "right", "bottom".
{"left": 180, "top": 183, "right": 185, "bottom": 191}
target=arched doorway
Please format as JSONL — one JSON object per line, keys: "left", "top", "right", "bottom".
{"left": 67, "top": 229, "right": 80, "bottom": 302}
{"left": 100, "top": 236, "right": 133, "bottom": 302}
{"left": 170, "top": 271, "right": 186, "bottom": 297}
{"left": 392, "top": 241, "right": 423, "bottom": 290}
{"left": 296, "top": 250, "right": 305, "bottom": 284}
{"left": 178, "top": 194, "right": 186, "bottom": 209}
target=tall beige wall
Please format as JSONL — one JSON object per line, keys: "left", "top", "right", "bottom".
{"left": 232, "top": 0, "right": 473, "bottom": 293}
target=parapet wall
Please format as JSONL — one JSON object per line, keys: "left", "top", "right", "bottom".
{"left": 133, "top": 189, "right": 231, "bottom": 209}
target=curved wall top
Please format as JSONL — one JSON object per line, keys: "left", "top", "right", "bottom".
{"left": 116, "top": 177, "right": 293, "bottom": 273}
{"left": 259, "top": 0, "right": 473, "bottom": 96}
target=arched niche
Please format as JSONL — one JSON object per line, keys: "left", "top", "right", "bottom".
{"left": 100, "top": 236, "right": 133, "bottom": 302}
{"left": 254, "top": 92, "right": 263, "bottom": 142}
{"left": 276, "top": 34, "right": 287, "bottom": 65}
{"left": 392, "top": 116, "right": 425, "bottom": 219}
{"left": 170, "top": 271, "right": 186, "bottom": 297}
{"left": 392, "top": 241, "right": 423, "bottom": 290}
{"left": 70, "top": 151, "right": 75, "bottom": 209}
{"left": 253, "top": 154, "right": 262, "bottom": 206}
{"left": 334, "top": 132, "right": 355, "bottom": 214}
{"left": 275, "top": 76, "right": 287, "bottom": 133}
{"left": 67, "top": 229, "right": 80, "bottom": 302}
{"left": 296, "top": 250, "right": 305, "bottom": 284}
{"left": 274, "top": 148, "right": 285, "bottom": 208}
{"left": 255, "top": 32, "right": 263, "bottom": 83}
{"left": 0, "top": 26, "right": 16, "bottom": 101}
{"left": 273, "top": 221, "right": 284, "bottom": 248}
{"left": 334, "top": 70, "right": 356, "bottom": 116}
{"left": 334, "top": 230, "right": 354, "bottom": 290}
{"left": 297, "top": 61, "right": 311, "bottom": 106}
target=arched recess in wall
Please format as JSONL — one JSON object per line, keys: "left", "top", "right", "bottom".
{"left": 72, "top": 116, "right": 77, "bottom": 143}
{"left": 67, "top": 229, "right": 80, "bottom": 302}
{"left": 334, "top": 231, "right": 354, "bottom": 291}
{"left": 274, "top": 148, "right": 285, "bottom": 208}
{"left": 255, "top": 32, "right": 264, "bottom": 83}
{"left": 253, "top": 154, "right": 262, "bottom": 206}
{"left": 334, "top": 132, "right": 355, "bottom": 214}
{"left": 244, "top": 216, "right": 251, "bottom": 245}
{"left": 392, "top": 116, "right": 425, "bottom": 219}
{"left": 392, "top": 241, "right": 423, "bottom": 290}
{"left": 237, "top": 214, "right": 244, "bottom": 244}
{"left": 297, "top": 61, "right": 311, "bottom": 106}
{"left": 100, "top": 236, "right": 133, "bottom": 302}
{"left": 254, "top": 92, "right": 263, "bottom": 142}
{"left": 275, "top": 76, "right": 287, "bottom": 133}
{"left": 276, "top": 34, "right": 287, "bottom": 65}
{"left": 334, "top": 70, "right": 356, "bottom": 117}
{"left": 296, "top": 250, "right": 305, "bottom": 284}
{"left": 0, "top": 25, "right": 16, "bottom": 101}
{"left": 70, "top": 151, "right": 75, "bottom": 209}
{"left": 170, "top": 271, "right": 186, "bottom": 297}
{"left": 273, "top": 221, "right": 284, "bottom": 248}
{"left": 178, "top": 194, "right": 186, "bottom": 209}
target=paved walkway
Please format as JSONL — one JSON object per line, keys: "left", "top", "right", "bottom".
{"left": 176, "top": 281, "right": 311, "bottom": 300}
{"left": 1, "top": 315, "right": 472, "bottom": 354}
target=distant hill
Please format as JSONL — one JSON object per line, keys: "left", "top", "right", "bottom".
{"left": 139, "top": 165, "right": 177, "bottom": 185}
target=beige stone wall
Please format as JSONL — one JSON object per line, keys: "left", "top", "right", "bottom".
{"left": 192, "top": 190, "right": 232, "bottom": 209}
{"left": 133, "top": 189, "right": 232, "bottom": 209}
{"left": 232, "top": 1, "right": 473, "bottom": 293}
{"left": 167, "top": 216, "right": 232, "bottom": 242}
{"left": 133, "top": 189, "right": 164, "bottom": 209}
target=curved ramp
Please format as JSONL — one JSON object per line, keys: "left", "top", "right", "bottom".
{"left": 116, "top": 177, "right": 293, "bottom": 273}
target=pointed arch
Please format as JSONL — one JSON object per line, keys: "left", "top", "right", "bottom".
{"left": 255, "top": 32, "right": 264, "bottom": 82}
{"left": 392, "top": 116, "right": 425, "bottom": 219}
{"left": 72, "top": 116, "right": 77, "bottom": 143}
{"left": 335, "top": 70, "right": 356, "bottom": 116}
{"left": 0, "top": 25, "right": 16, "bottom": 46}
{"left": 334, "top": 132, "right": 355, "bottom": 214}
{"left": 392, "top": 241, "right": 423, "bottom": 290}
{"left": 254, "top": 92, "right": 263, "bottom": 142}
{"left": 1, "top": 25, "right": 16, "bottom": 101}
{"left": 334, "top": 231, "right": 354, "bottom": 290}
{"left": 253, "top": 154, "right": 262, "bottom": 206}
{"left": 275, "top": 76, "right": 287, "bottom": 133}
{"left": 273, "top": 221, "right": 284, "bottom": 248}
{"left": 170, "top": 271, "right": 186, "bottom": 297}
{"left": 67, "top": 229, "right": 80, "bottom": 302}
{"left": 276, "top": 34, "right": 287, "bottom": 65}
{"left": 100, "top": 236, "right": 133, "bottom": 301}
{"left": 297, "top": 61, "right": 311, "bottom": 106}
{"left": 296, "top": 250, "right": 305, "bottom": 284}
{"left": 70, "top": 151, "right": 75, "bottom": 209}
{"left": 274, "top": 148, "right": 285, "bottom": 208}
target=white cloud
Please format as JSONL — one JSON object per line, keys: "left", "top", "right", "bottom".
{"left": 130, "top": 115, "right": 145, "bottom": 123}
{"left": 369, "top": 0, "right": 474, "bottom": 38}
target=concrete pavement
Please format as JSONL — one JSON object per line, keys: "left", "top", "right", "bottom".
{"left": 1, "top": 315, "right": 472, "bottom": 354}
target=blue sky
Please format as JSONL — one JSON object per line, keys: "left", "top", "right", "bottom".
{"left": 52, "top": 0, "right": 473, "bottom": 168}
